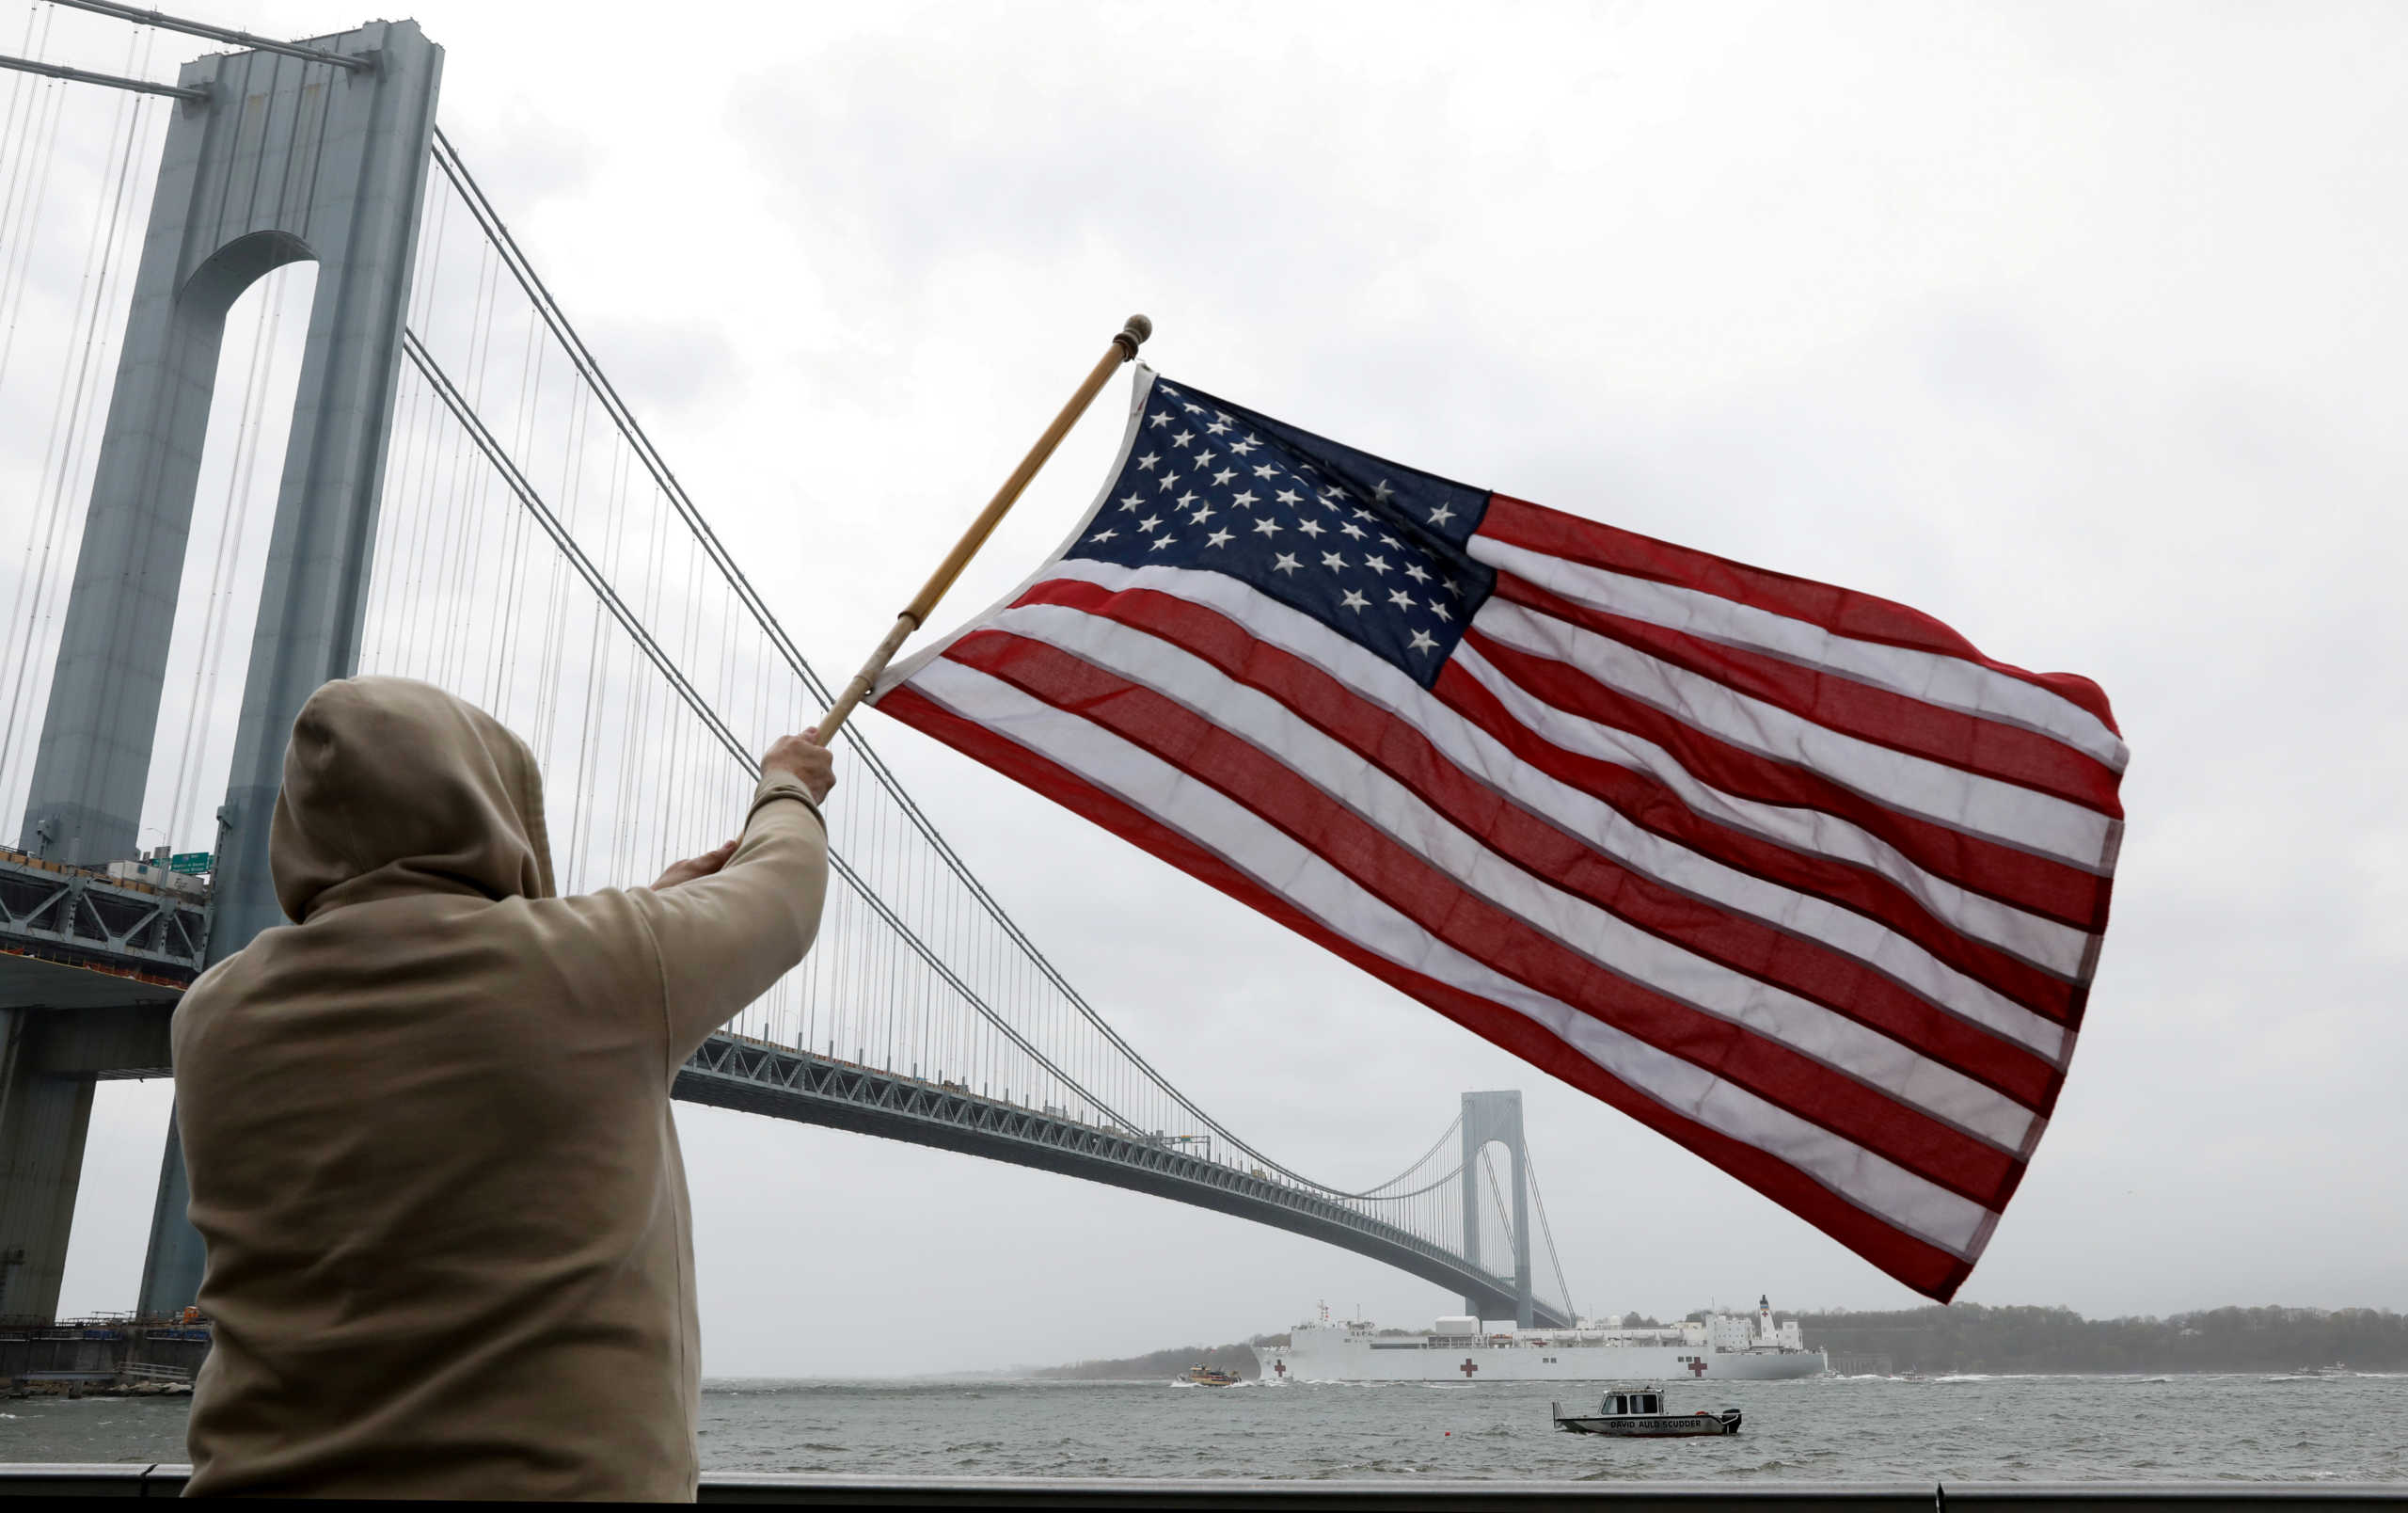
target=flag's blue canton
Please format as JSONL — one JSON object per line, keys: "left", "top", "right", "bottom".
{"left": 1065, "top": 376, "right": 1497, "bottom": 689}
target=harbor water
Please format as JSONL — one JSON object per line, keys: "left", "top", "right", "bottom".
{"left": 2, "top": 1373, "right": 2401, "bottom": 1482}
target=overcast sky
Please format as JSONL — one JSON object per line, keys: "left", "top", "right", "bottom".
{"left": 23, "top": 1, "right": 2408, "bottom": 1375}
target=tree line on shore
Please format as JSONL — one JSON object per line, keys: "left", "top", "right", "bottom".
{"left": 1032, "top": 1335, "right": 1287, "bottom": 1381}
{"left": 1798, "top": 1304, "right": 2407, "bottom": 1375}
{"left": 1030, "top": 1306, "right": 2408, "bottom": 1379}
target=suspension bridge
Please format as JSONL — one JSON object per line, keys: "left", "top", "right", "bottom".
{"left": 0, "top": 6, "right": 1580, "bottom": 1333}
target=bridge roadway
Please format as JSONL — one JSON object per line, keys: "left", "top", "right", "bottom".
{"left": 680, "top": 1034, "right": 1568, "bottom": 1330}
{"left": 1, "top": 850, "right": 210, "bottom": 1006}
{"left": 0, "top": 915, "right": 1562, "bottom": 1329}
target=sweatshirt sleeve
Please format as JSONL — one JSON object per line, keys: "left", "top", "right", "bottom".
{"left": 628, "top": 773, "right": 830, "bottom": 1069}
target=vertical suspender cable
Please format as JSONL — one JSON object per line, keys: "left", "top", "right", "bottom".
{"left": 407, "top": 138, "right": 1509, "bottom": 1208}
{"left": 0, "top": 2, "right": 63, "bottom": 392}
{"left": 1, "top": 41, "right": 144, "bottom": 806}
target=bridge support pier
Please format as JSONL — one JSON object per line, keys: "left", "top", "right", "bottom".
{"left": 0, "top": 1010, "right": 97, "bottom": 1320}
{"left": 135, "top": 1114, "right": 203, "bottom": 1317}
{"left": 7, "top": 20, "right": 442, "bottom": 1317}
{"left": 1459, "top": 1090, "right": 1532, "bottom": 1329}
{"left": 0, "top": 1000, "right": 180, "bottom": 1320}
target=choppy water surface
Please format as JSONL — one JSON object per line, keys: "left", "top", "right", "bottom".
{"left": 3, "top": 1374, "right": 2402, "bottom": 1481}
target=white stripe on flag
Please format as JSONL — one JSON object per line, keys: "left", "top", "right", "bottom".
{"left": 1450, "top": 641, "right": 2094, "bottom": 978}
{"left": 984, "top": 598, "right": 2046, "bottom": 1148}
{"left": 1472, "top": 598, "right": 2120, "bottom": 870}
{"left": 1469, "top": 534, "right": 2129, "bottom": 772}
{"left": 907, "top": 653, "right": 2000, "bottom": 1256}
{"left": 1005, "top": 588, "right": 2067, "bottom": 1062}
{"left": 1036, "top": 557, "right": 2096, "bottom": 981}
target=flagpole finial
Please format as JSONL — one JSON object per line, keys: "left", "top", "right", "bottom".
{"left": 1115, "top": 314, "right": 1152, "bottom": 358}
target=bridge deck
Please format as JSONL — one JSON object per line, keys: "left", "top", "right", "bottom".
{"left": 680, "top": 1035, "right": 1561, "bottom": 1328}
{"left": 0, "top": 899, "right": 1555, "bottom": 1328}
{"left": 0, "top": 851, "right": 208, "bottom": 1006}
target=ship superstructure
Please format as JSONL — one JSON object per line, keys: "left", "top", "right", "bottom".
{"left": 1257, "top": 1296, "right": 1825, "bottom": 1383}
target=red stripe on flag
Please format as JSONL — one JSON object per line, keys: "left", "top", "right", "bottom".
{"left": 1478, "top": 495, "right": 2121, "bottom": 735}
{"left": 941, "top": 629, "right": 2027, "bottom": 1205}
{"left": 1427, "top": 660, "right": 2091, "bottom": 1025}
{"left": 876, "top": 680, "right": 1982, "bottom": 1302}
{"left": 1012, "top": 577, "right": 2084, "bottom": 1023}
{"left": 1010, "top": 577, "right": 2066, "bottom": 1108}
{"left": 1462, "top": 629, "right": 2114, "bottom": 935}
{"left": 1490, "top": 572, "right": 2124, "bottom": 818}
{"left": 1425, "top": 655, "right": 2090, "bottom": 1021}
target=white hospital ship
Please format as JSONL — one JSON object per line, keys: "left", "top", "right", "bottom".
{"left": 1256, "top": 1296, "right": 1826, "bottom": 1383}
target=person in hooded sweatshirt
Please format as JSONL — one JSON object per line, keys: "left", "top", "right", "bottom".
{"left": 170, "top": 675, "right": 833, "bottom": 1500}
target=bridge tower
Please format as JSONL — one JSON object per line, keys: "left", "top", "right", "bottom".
{"left": 1458, "top": 1089, "right": 1532, "bottom": 1329}
{"left": 3, "top": 22, "right": 441, "bottom": 1320}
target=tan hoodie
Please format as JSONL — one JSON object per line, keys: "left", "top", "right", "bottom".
{"left": 172, "top": 676, "right": 828, "bottom": 1500}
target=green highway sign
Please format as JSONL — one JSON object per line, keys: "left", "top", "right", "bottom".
{"left": 168, "top": 852, "right": 213, "bottom": 876}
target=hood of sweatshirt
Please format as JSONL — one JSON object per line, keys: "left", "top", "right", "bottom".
{"left": 270, "top": 676, "right": 554, "bottom": 922}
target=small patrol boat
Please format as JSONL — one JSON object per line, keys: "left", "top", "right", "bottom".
{"left": 1184, "top": 1364, "right": 1241, "bottom": 1388}
{"left": 1553, "top": 1387, "right": 1741, "bottom": 1437}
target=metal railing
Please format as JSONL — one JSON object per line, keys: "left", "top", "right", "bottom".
{"left": 0, "top": 1468, "right": 2399, "bottom": 1506}
{"left": 0, "top": 850, "right": 210, "bottom": 980}
{"left": 117, "top": 1362, "right": 189, "bottom": 1382}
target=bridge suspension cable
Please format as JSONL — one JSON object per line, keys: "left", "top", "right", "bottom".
{"left": 372, "top": 326, "right": 1573, "bottom": 1297}
{"left": 1360, "top": 1116, "right": 1462, "bottom": 1197}
{"left": 0, "top": 32, "right": 1589, "bottom": 1319}
{"left": 0, "top": 12, "right": 165, "bottom": 832}
{"left": 412, "top": 127, "right": 1512, "bottom": 1207}
{"left": 0, "top": 49, "right": 203, "bottom": 102}
{"left": 397, "top": 324, "right": 1159, "bottom": 1144}
{"left": 376, "top": 156, "right": 1250, "bottom": 1174}
{"left": 377, "top": 130, "right": 1592, "bottom": 1319}
{"left": 1526, "top": 1145, "right": 1580, "bottom": 1323}
{"left": 46, "top": 0, "right": 370, "bottom": 71}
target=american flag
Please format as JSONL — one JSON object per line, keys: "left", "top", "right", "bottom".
{"left": 871, "top": 368, "right": 2125, "bottom": 1301}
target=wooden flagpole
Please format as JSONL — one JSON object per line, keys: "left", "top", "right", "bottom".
{"left": 813, "top": 314, "right": 1152, "bottom": 742}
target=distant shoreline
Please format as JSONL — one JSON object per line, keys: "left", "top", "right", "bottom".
{"left": 1033, "top": 1338, "right": 1275, "bottom": 1382}
{"left": 1030, "top": 1305, "right": 2408, "bottom": 1380}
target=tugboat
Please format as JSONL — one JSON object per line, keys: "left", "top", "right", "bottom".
{"left": 1184, "top": 1364, "right": 1241, "bottom": 1388}
{"left": 1553, "top": 1387, "right": 1741, "bottom": 1437}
